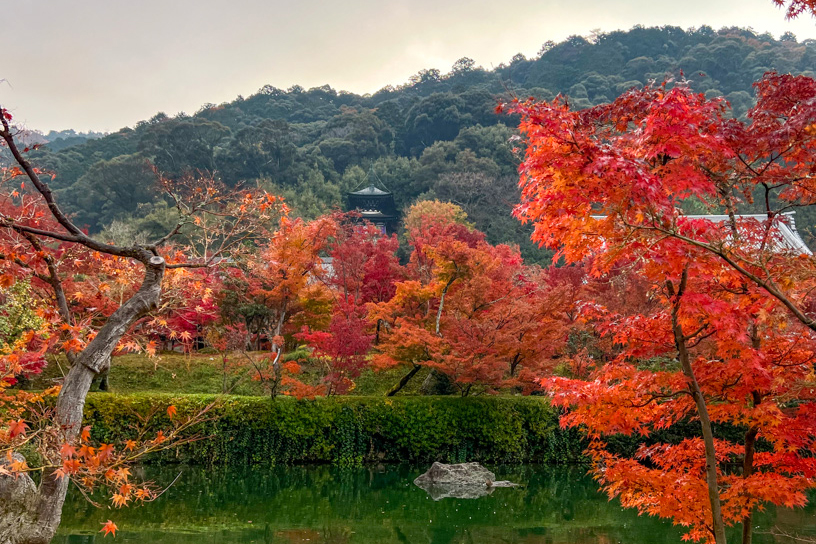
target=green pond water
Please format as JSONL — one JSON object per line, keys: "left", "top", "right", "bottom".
{"left": 54, "top": 465, "right": 815, "bottom": 543}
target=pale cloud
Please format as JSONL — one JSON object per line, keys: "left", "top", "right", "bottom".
{"left": 2, "top": 0, "right": 815, "bottom": 132}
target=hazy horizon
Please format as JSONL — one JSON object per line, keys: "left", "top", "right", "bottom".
{"left": 4, "top": 0, "right": 816, "bottom": 133}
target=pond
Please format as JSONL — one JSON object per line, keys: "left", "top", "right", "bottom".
{"left": 55, "top": 464, "right": 816, "bottom": 543}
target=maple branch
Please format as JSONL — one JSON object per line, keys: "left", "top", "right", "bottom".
{"left": 0, "top": 232, "right": 80, "bottom": 363}
{"left": 681, "top": 323, "right": 709, "bottom": 343}
{"left": 386, "top": 363, "right": 422, "bottom": 396}
{"left": 164, "top": 225, "right": 259, "bottom": 269}
{"left": 71, "top": 479, "right": 103, "bottom": 509}
{"left": 149, "top": 471, "right": 183, "bottom": 502}
{"left": 737, "top": 154, "right": 763, "bottom": 178}
{"left": 711, "top": 373, "right": 742, "bottom": 399}
{"left": 2, "top": 219, "right": 155, "bottom": 262}
{"left": 0, "top": 252, "right": 48, "bottom": 282}
{"left": 240, "top": 351, "right": 271, "bottom": 390}
{"left": 163, "top": 261, "right": 208, "bottom": 270}
{"left": 648, "top": 222, "right": 816, "bottom": 332}
{"left": 1, "top": 221, "right": 84, "bottom": 245}
{"left": 0, "top": 110, "right": 174, "bottom": 265}
{"left": 712, "top": 279, "right": 749, "bottom": 296}
{"left": 150, "top": 219, "right": 191, "bottom": 249}
{"left": 686, "top": 328, "right": 716, "bottom": 349}
{"left": 627, "top": 389, "right": 691, "bottom": 408}
{"left": 667, "top": 267, "right": 727, "bottom": 544}
{"left": 150, "top": 177, "right": 192, "bottom": 249}
{"left": 0, "top": 117, "right": 85, "bottom": 240}
{"left": 19, "top": 231, "right": 78, "bottom": 365}
{"left": 470, "top": 293, "right": 513, "bottom": 314}
{"left": 19, "top": 232, "right": 73, "bottom": 327}
{"left": 759, "top": 527, "right": 816, "bottom": 543}
{"left": 762, "top": 182, "right": 773, "bottom": 218}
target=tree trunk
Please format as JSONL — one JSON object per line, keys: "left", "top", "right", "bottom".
{"left": 222, "top": 354, "right": 229, "bottom": 394}
{"left": 668, "top": 274, "right": 727, "bottom": 544}
{"left": 0, "top": 455, "right": 39, "bottom": 544}
{"left": 436, "top": 277, "right": 456, "bottom": 337}
{"left": 268, "top": 307, "right": 286, "bottom": 397}
{"left": 1, "top": 257, "right": 165, "bottom": 544}
{"left": 509, "top": 353, "right": 522, "bottom": 377}
{"left": 419, "top": 369, "right": 455, "bottom": 396}
{"left": 742, "top": 391, "right": 762, "bottom": 544}
{"left": 386, "top": 364, "right": 422, "bottom": 396}
{"left": 741, "top": 426, "right": 759, "bottom": 544}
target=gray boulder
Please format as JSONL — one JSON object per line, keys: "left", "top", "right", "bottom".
{"left": 413, "top": 462, "right": 519, "bottom": 500}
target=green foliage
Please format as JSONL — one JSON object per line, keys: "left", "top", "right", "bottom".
{"left": 138, "top": 117, "right": 231, "bottom": 178}
{"left": 56, "top": 153, "right": 158, "bottom": 229}
{"left": 83, "top": 394, "right": 586, "bottom": 466}
{"left": 31, "top": 26, "right": 816, "bottom": 245}
{"left": 0, "top": 279, "right": 44, "bottom": 351}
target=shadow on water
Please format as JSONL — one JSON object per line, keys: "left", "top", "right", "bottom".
{"left": 55, "top": 464, "right": 815, "bottom": 543}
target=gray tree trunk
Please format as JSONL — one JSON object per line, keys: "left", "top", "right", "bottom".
{"left": 0, "top": 257, "right": 165, "bottom": 544}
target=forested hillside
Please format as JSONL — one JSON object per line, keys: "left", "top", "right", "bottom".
{"left": 26, "top": 25, "right": 816, "bottom": 260}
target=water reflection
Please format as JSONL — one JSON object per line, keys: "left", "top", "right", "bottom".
{"left": 55, "top": 464, "right": 815, "bottom": 543}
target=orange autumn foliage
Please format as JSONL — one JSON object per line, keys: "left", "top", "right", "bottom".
{"left": 510, "top": 73, "right": 816, "bottom": 543}
{"left": 372, "top": 203, "right": 575, "bottom": 394}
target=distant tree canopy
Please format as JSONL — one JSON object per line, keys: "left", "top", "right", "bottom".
{"left": 28, "top": 25, "right": 816, "bottom": 260}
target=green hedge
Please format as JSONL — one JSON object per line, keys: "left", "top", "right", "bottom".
{"left": 83, "top": 394, "right": 587, "bottom": 466}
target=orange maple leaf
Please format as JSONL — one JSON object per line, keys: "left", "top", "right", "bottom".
{"left": 100, "top": 520, "right": 118, "bottom": 537}
{"left": 98, "top": 443, "right": 115, "bottom": 461}
{"left": 60, "top": 459, "right": 80, "bottom": 476}
{"left": 115, "top": 467, "right": 131, "bottom": 482}
{"left": 135, "top": 487, "right": 152, "bottom": 500}
{"left": 8, "top": 419, "right": 28, "bottom": 439}
{"left": 111, "top": 493, "right": 130, "bottom": 508}
{"left": 59, "top": 443, "right": 77, "bottom": 459}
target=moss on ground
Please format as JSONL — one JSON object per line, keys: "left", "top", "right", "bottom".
{"left": 28, "top": 352, "right": 433, "bottom": 397}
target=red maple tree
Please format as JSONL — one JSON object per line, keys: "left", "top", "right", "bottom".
{"left": 372, "top": 202, "right": 574, "bottom": 395}
{"left": 0, "top": 107, "right": 283, "bottom": 543}
{"left": 509, "top": 73, "right": 816, "bottom": 544}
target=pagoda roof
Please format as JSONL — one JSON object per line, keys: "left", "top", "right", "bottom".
{"left": 349, "top": 183, "right": 391, "bottom": 197}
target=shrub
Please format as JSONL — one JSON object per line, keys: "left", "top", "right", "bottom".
{"left": 83, "top": 394, "right": 587, "bottom": 466}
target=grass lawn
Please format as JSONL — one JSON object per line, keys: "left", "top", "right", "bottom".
{"left": 27, "top": 352, "right": 432, "bottom": 397}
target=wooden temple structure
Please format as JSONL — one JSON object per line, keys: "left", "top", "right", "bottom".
{"left": 346, "top": 182, "right": 398, "bottom": 235}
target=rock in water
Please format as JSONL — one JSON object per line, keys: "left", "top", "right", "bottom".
{"left": 414, "top": 462, "right": 495, "bottom": 486}
{"left": 413, "top": 462, "right": 519, "bottom": 500}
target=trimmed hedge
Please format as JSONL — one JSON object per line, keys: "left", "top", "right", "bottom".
{"left": 83, "top": 394, "right": 587, "bottom": 466}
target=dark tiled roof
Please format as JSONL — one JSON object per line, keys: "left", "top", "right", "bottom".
{"left": 349, "top": 183, "right": 391, "bottom": 196}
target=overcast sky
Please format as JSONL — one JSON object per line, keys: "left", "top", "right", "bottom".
{"left": 3, "top": 0, "right": 816, "bottom": 133}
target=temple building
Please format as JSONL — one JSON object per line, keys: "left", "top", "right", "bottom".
{"left": 346, "top": 182, "right": 398, "bottom": 235}
{"left": 695, "top": 213, "right": 811, "bottom": 255}
{"left": 593, "top": 211, "right": 811, "bottom": 254}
